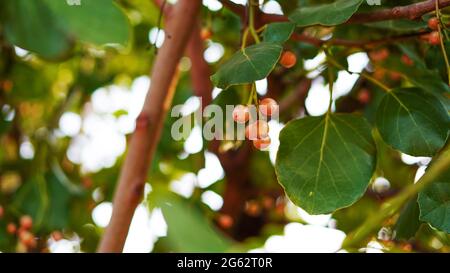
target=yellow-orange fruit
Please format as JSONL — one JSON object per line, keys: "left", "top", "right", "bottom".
{"left": 232, "top": 105, "right": 250, "bottom": 124}
{"left": 200, "top": 28, "right": 212, "bottom": 40}
{"left": 428, "top": 17, "right": 439, "bottom": 30}
{"left": 280, "top": 51, "right": 297, "bottom": 68}
{"left": 245, "top": 121, "right": 269, "bottom": 140}
{"left": 253, "top": 137, "right": 271, "bottom": 150}
{"left": 259, "top": 98, "right": 279, "bottom": 117}
{"left": 20, "top": 215, "right": 33, "bottom": 230}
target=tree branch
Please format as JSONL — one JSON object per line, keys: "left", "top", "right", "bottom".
{"left": 291, "top": 30, "right": 432, "bottom": 48}
{"left": 187, "top": 22, "right": 213, "bottom": 108}
{"left": 97, "top": 0, "right": 202, "bottom": 253}
{"left": 257, "top": 0, "right": 450, "bottom": 25}
{"left": 348, "top": 0, "right": 450, "bottom": 24}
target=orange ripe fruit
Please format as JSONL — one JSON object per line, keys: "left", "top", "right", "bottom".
{"left": 245, "top": 120, "right": 269, "bottom": 140}
{"left": 200, "top": 28, "right": 212, "bottom": 40}
{"left": 401, "top": 54, "right": 414, "bottom": 66}
{"left": 259, "top": 98, "right": 279, "bottom": 117}
{"left": 19, "top": 230, "right": 36, "bottom": 248}
{"left": 253, "top": 137, "right": 271, "bottom": 150}
{"left": 429, "top": 31, "right": 441, "bottom": 45}
{"left": 217, "top": 214, "right": 233, "bottom": 229}
{"left": 0, "top": 205, "right": 4, "bottom": 218}
{"left": 6, "top": 223, "right": 17, "bottom": 234}
{"left": 389, "top": 71, "right": 402, "bottom": 81}
{"left": 358, "top": 89, "right": 371, "bottom": 104}
{"left": 280, "top": 51, "right": 297, "bottom": 68}
{"left": 245, "top": 201, "right": 261, "bottom": 217}
{"left": 428, "top": 17, "right": 439, "bottom": 30}
{"left": 2, "top": 80, "right": 13, "bottom": 92}
{"left": 262, "top": 196, "right": 274, "bottom": 209}
{"left": 20, "top": 215, "right": 33, "bottom": 230}
{"left": 232, "top": 105, "right": 250, "bottom": 124}
{"left": 369, "top": 48, "right": 390, "bottom": 62}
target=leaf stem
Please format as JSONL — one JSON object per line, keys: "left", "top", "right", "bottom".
{"left": 241, "top": 28, "right": 250, "bottom": 50}
{"left": 342, "top": 147, "right": 450, "bottom": 250}
{"left": 252, "top": 83, "right": 258, "bottom": 106}
{"left": 248, "top": 0, "right": 261, "bottom": 44}
{"left": 327, "top": 57, "right": 334, "bottom": 113}
{"left": 436, "top": 0, "right": 450, "bottom": 85}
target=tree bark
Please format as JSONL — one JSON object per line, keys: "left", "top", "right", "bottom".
{"left": 97, "top": 0, "right": 202, "bottom": 253}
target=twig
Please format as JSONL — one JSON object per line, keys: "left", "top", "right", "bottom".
{"left": 256, "top": 0, "right": 450, "bottom": 25}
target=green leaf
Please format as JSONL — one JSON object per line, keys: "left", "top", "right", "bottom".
{"left": 418, "top": 168, "right": 450, "bottom": 233}
{"left": 275, "top": 114, "right": 376, "bottom": 215}
{"left": 2, "top": 0, "right": 72, "bottom": 59}
{"left": 150, "top": 191, "right": 231, "bottom": 252}
{"left": 262, "top": 22, "right": 296, "bottom": 43}
{"left": 289, "top": 0, "right": 364, "bottom": 27}
{"left": 394, "top": 199, "right": 422, "bottom": 240}
{"left": 44, "top": 0, "right": 130, "bottom": 46}
{"left": 211, "top": 42, "right": 283, "bottom": 89}
{"left": 376, "top": 88, "right": 449, "bottom": 157}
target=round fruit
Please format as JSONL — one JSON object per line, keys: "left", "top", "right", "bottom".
{"left": 0, "top": 205, "right": 4, "bottom": 218}
{"left": 429, "top": 31, "right": 441, "bottom": 45}
{"left": 401, "top": 54, "right": 414, "bottom": 66}
{"left": 259, "top": 98, "right": 279, "bottom": 117}
{"left": 217, "top": 214, "right": 233, "bottom": 229}
{"left": 200, "top": 28, "right": 212, "bottom": 40}
{"left": 389, "top": 71, "right": 402, "bottom": 81}
{"left": 6, "top": 223, "right": 17, "bottom": 234}
{"left": 82, "top": 177, "right": 93, "bottom": 189}
{"left": 369, "top": 48, "right": 389, "bottom": 62}
{"left": 428, "top": 17, "right": 439, "bottom": 30}
{"left": 253, "top": 137, "right": 271, "bottom": 150}
{"left": 280, "top": 51, "right": 297, "bottom": 68}
{"left": 19, "top": 230, "right": 36, "bottom": 248}
{"left": 232, "top": 105, "right": 250, "bottom": 124}
{"left": 262, "top": 197, "right": 274, "bottom": 209}
{"left": 245, "top": 121, "right": 269, "bottom": 140}
{"left": 20, "top": 215, "right": 33, "bottom": 230}
{"left": 245, "top": 201, "right": 261, "bottom": 217}
{"left": 358, "top": 89, "right": 371, "bottom": 104}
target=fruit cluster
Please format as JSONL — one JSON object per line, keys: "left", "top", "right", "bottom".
{"left": 427, "top": 17, "right": 442, "bottom": 45}
{"left": 5, "top": 215, "right": 36, "bottom": 251}
{"left": 0, "top": 209, "right": 64, "bottom": 252}
{"left": 232, "top": 98, "right": 279, "bottom": 150}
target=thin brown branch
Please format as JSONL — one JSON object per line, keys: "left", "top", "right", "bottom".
{"left": 279, "top": 79, "right": 312, "bottom": 112}
{"left": 257, "top": 0, "right": 450, "bottom": 25}
{"left": 348, "top": 0, "right": 450, "bottom": 24}
{"left": 97, "top": 0, "right": 202, "bottom": 253}
{"left": 292, "top": 30, "right": 432, "bottom": 48}
{"left": 187, "top": 22, "right": 213, "bottom": 108}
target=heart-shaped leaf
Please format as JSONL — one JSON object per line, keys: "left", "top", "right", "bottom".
{"left": 275, "top": 114, "right": 376, "bottom": 215}
{"left": 44, "top": 0, "right": 130, "bottom": 46}
{"left": 262, "top": 22, "right": 296, "bottom": 43}
{"left": 376, "top": 88, "right": 449, "bottom": 157}
{"left": 289, "top": 0, "right": 364, "bottom": 27}
{"left": 2, "top": 0, "right": 72, "bottom": 59}
{"left": 418, "top": 167, "right": 450, "bottom": 233}
{"left": 211, "top": 42, "right": 283, "bottom": 89}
